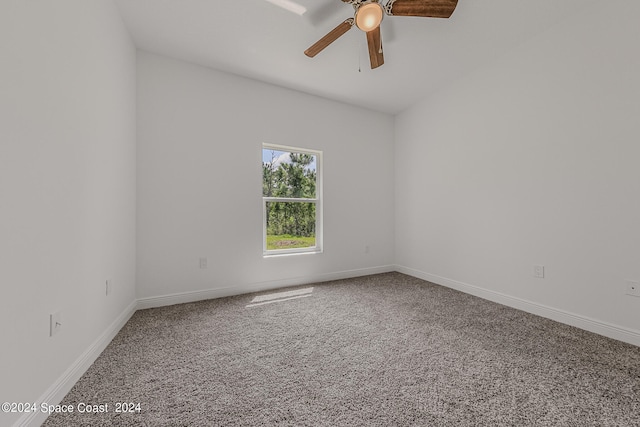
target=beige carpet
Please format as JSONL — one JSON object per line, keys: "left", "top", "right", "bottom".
{"left": 43, "top": 273, "right": 640, "bottom": 426}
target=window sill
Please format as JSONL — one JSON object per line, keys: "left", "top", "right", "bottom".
{"left": 263, "top": 249, "right": 323, "bottom": 258}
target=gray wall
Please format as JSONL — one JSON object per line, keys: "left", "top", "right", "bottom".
{"left": 136, "top": 52, "right": 395, "bottom": 302}
{"left": 395, "top": 2, "right": 640, "bottom": 342}
{"left": 0, "top": 1, "right": 137, "bottom": 425}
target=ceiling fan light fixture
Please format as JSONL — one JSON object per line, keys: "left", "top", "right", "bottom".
{"left": 355, "top": 2, "right": 384, "bottom": 32}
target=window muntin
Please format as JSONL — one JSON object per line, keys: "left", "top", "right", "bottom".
{"left": 262, "top": 144, "right": 322, "bottom": 255}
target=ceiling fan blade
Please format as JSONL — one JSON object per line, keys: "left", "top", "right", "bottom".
{"left": 366, "top": 26, "right": 384, "bottom": 69}
{"left": 386, "top": 0, "right": 458, "bottom": 18}
{"left": 304, "top": 18, "right": 354, "bottom": 58}
{"left": 264, "top": 0, "right": 307, "bottom": 16}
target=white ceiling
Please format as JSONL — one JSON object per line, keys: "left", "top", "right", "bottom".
{"left": 114, "top": 0, "right": 597, "bottom": 114}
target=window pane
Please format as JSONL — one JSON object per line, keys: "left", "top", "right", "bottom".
{"left": 262, "top": 149, "right": 316, "bottom": 198}
{"left": 265, "top": 201, "right": 316, "bottom": 250}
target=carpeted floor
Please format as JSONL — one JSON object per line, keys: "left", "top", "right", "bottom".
{"left": 43, "top": 273, "right": 640, "bottom": 426}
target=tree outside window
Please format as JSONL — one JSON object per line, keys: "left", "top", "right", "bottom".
{"left": 262, "top": 144, "right": 322, "bottom": 255}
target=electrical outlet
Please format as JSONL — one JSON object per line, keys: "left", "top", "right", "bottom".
{"left": 533, "top": 265, "right": 545, "bottom": 278}
{"left": 50, "top": 312, "right": 62, "bottom": 337}
{"left": 106, "top": 280, "right": 112, "bottom": 296}
{"left": 626, "top": 280, "right": 640, "bottom": 297}
{"left": 199, "top": 257, "right": 208, "bottom": 269}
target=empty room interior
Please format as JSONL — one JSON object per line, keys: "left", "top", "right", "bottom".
{"left": 1, "top": 0, "right": 639, "bottom": 426}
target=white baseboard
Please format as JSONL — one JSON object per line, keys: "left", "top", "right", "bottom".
{"left": 14, "top": 300, "right": 137, "bottom": 427}
{"left": 395, "top": 265, "right": 640, "bottom": 348}
{"left": 137, "top": 265, "right": 396, "bottom": 310}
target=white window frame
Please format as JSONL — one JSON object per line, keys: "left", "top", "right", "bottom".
{"left": 262, "top": 143, "right": 323, "bottom": 256}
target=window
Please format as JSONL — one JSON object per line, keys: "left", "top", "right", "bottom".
{"left": 262, "top": 143, "right": 322, "bottom": 255}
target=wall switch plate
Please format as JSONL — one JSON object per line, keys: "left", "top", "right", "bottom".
{"left": 199, "top": 257, "right": 208, "bottom": 269}
{"left": 533, "top": 265, "right": 545, "bottom": 278}
{"left": 50, "top": 312, "right": 62, "bottom": 337}
{"left": 106, "top": 280, "right": 112, "bottom": 296}
{"left": 626, "top": 280, "right": 640, "bottom": 297}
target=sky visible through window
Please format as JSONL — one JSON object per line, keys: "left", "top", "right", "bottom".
{"left": 262, "top": 149, "right": 316, "bottom": 173}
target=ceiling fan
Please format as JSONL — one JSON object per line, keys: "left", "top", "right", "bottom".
{"left": 304, "top": 0, "right": 458, "bottom": 69}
